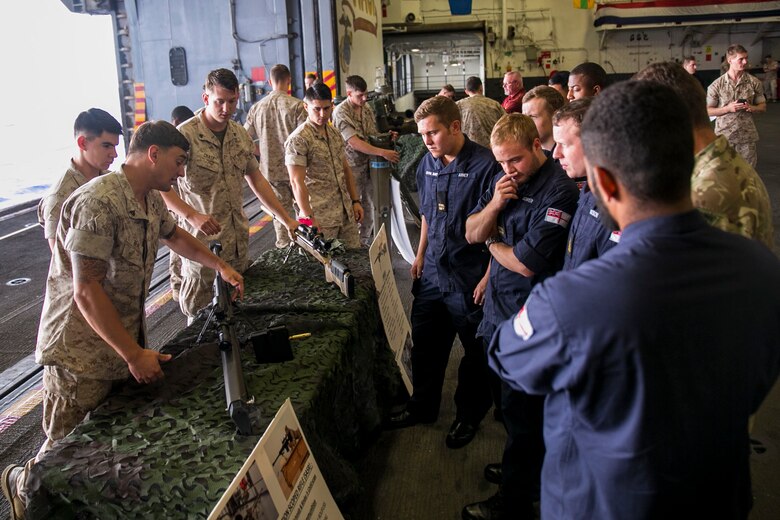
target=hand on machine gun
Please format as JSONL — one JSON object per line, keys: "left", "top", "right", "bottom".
{"left": 283, "top": 224, "right": 356, "bottom": 298}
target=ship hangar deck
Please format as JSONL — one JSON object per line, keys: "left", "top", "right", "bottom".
{"left": 0, "top": 106, "right": 779, "bottom": 518}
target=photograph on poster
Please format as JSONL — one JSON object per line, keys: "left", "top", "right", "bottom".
{"left": 215, "top": 461, "right": 278, "bottom": 520}
{"left": 263, "top": 425, "right": 310, "bottom": 499}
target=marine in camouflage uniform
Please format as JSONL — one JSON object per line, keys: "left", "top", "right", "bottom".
{"left": 457, "top": 76, "right": 505, "bottom": 148}
{"left": 162, "top": 70, "right": 297, "bottom": 319}
{"left": 175, "top": 113, "right": 256, "bottom": 316}
{"left": 2, "top": 122, "right": 243, "bottom": 520}
{"left": 332, "top": 75, "right": 399, "bottom": 246}
{"left": 37, "top": 168, "right": 178, "bottom": 433}
{"left": 244, "top": 65, "right": 307, "bottom": 248}
{"left": 285, "top": 119, "right": 361, "bottom": 248}
{"left": 693, "top": 135, "right": 774, "bottom": 249}
{"left": 707, "top": 45, "right": 767, "bottom": 168}
{"left": 285, "top": 82, "right": 363, "bottom": 248}
{"left": 37, "top": 108, "right": 121, "bottom": 250}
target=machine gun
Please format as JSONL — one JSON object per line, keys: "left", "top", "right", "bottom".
{"left": 198, "top": 241, "right": 257, "bottom": 435}
{"left": 292, "top": 224, "right": 355, "bottom": 298}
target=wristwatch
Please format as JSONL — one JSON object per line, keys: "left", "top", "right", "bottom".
{"left": 485, "top": 235, "right": 502, "bottom": 248}
{"left": 351, "top": 199, "right": 362, "bottom": 205}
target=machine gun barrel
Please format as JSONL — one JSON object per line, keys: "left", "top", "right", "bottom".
{"left": 209, "top": 241, "right": 254, "bottom": 435}
{"left": 293, "top": 225, "right": 355, "bottom": 298}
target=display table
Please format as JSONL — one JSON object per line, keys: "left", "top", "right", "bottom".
{"left": 25, "top": 248, "right": 400, "bottom": 519}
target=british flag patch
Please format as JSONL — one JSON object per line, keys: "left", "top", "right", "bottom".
{"left": 545, "top": 208, "right": 571, "bottom": 228}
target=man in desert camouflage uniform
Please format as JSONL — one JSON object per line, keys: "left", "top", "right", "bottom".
{"left": 456, "top": 75, "right": 505, "bottom": 148}
{"left": 244, "top": 64, "right": 307, "bottom": 248}
{"left": 161, "top": 68, "right": 298, "bottom": 319}
{"left": 38, "top": 108, "right": 121, "bottom": 251}
{"left": 2, "top": 121, "right": 244, "bottom": 520}
{"left": 636, "top": 62, "right": 773, "bottom": 249}
{"left": 285, "top": 82, "right": 364, "bottom": 248}
{"left": 332, "top": 75, "right": 399, "bottom": 246}
{"left": 707, "top": 44, "right": 766, "bottom": 168}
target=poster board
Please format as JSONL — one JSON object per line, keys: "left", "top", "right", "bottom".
{"left": 209, "top": 399, "right": 343, "bottom": 520}
{"left": 369, "top": 224, "right": 414, "bottom": 394}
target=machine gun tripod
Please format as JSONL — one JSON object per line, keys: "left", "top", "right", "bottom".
{"left": 197, "top": 241, "right": 259, "bottom": 435}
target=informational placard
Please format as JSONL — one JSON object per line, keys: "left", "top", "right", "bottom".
{"left": 209, "top": 399, "right": 343, "bottom": 520}
{"left": 369, "top": 224, "right": 414, "bottom": 394}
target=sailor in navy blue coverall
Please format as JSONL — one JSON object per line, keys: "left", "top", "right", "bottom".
{"left": 490, "top": 81, "right": 780, "bottom": 520}
{"left": 464, "top": 113, "right": 578, "bottom": 519}
{"left": 550, "top": 97, "right": 620, "bottom": 270}
{"left": 388, "top": 96, "right": 502, "bottom": 450}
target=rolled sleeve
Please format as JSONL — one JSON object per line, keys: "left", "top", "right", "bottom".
{"left": 284, "top": 135, "right": 309, "bottom": 167}
{"left": 63, "top": 198, "right": 114, "bottom": 261}
{"left": 159, "top": 208, "right": 176, "bottom": 240}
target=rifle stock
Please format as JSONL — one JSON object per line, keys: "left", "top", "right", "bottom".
{"left": 293, "top": 225, "right": 355, "bottom": 298}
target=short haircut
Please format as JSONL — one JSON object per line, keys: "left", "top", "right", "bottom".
{"left": 504, "top": 71, "right": 522, "bottom": 83}
{"left": 633, "top": 62, "right": 710, "bottom": 128}
{"left": 552, "top": 97, "right": 593, "bottom": 128}
{"left": 440, "top": 84, "right": 456, "bottom": 95}
{"left": 570, "top": 62, "right": 608, "bottom": 90}
{"left": 548, "top": 71, "right": 569, "bottom": 89}
{"left": 306, "top": 73, "right": 317, "bottom": 80}
{"left": 305, "top": 81, "right": 333, "bottom": 102}
{"left": 727, "top": 44, "right": 748, "bottom": 57}
{"left": 345, "top": 75, "right": 368, "bottom": 92}
{"left": 270, "top": 64, "right": 291, "bottom": 84}
{"left": 490, "top": 113, "right": 539, "bottom": 150}
{"left": 522, "top": 85, "right": 565, "bottom": 115}
{"left": 74, "top": 108, "right": 122, "bottom": 139}
{"left": 682, "top": 56, "right": 695, "bottom": 66}
{"left": 580, "top": 80, "right": 693, "bottom": 205}
{"left": 465, "top": 76, "right": 482, "bottom": 92}
{"left": 170, "top": 105, "right": 195, "bottom": 126}
{"left": 205, "top": 68, "right": 239, "bottom": 92}
{"left": 128, "top": 120, "right": 190, "bottom": 156}
{"left": 414, "top": 95, "right": 461, "bottom": 126}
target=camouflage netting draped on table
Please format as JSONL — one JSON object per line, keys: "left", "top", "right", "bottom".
{"left": 26, "top": 248, "right": 401, "bottom": 519}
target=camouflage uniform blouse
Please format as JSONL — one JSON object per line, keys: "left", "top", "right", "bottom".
{"left": 284, "top": 121, "right": 353, "bottom": 227}
{"left": 177, "top": 112, "right": 258, "bottom": 272}
{"left": 707, "top": 72, "right": 766, "bottom": 145}
{"left": 36, "top": 168, "right": 176, "bottom": 380}
{"left": 37, "top": 162, "right": 102, "bottom": 240}
{"left": 692, "top": 135, "right": 774, "bottom": 249}
{"left": 244, "top": 91, "right": 306, "bottom": 182}
{"left": 457, "top": 94, "right": 506, "bottom": 148}
{"left": 332, "top": 99, "right": 378, "bottom": 175}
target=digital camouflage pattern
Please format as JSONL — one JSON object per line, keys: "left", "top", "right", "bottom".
{"left": 707, "top": 73, "right": 765, "bottom": 148}
{"left": 27, "top": 248, "right": 400, "bottom": 519}
{"left": 332, "top": 99, "right": 380, "bottom": 245}
{"left": 244, "top": 92, "right": 306, "bottom": 248}
{"left": 36, "top": 168, "right": 176, "bottom": 380}
{"left": 457, "top": 94, "right": 505, "bottom": 148}
{"left": 177, "top": 113, "right": 258, "bottom": 316}
{"left": 394, "top": 133, "right": 425, "bottom": 193}
{"left": 37, "top": 161, "right": 103, "bottom": 240}
{"left": 284, "top": 120, "right": 354, "bottom": 229}
{"left": 692, "top": 135, "right": 774, "bottom": 249}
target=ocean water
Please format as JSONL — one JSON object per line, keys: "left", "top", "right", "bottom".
{"left": 0, "top": 1, "right": 122, "bottom": 212}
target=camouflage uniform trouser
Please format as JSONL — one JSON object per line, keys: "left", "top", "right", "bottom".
{"left": 353, "top": 168, "right": 374, "bottom": 247}
{"left": 169, "top": 251, "right": 182, "bottom": 301}
{"left": 17, "top": 366, "right": 116, "bottom": 505}
{"left": 319, "top": 208, "right": 361, "bottom": 249}
{"left": 733, "top": 142, "right": 757, "bottom": 169}
{"left": 270, "top": 179, "right": 296, "bottom": 249}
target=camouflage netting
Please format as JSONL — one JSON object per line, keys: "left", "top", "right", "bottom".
{"left": 26, "top": 248, "right": 401, "bottom": 519}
